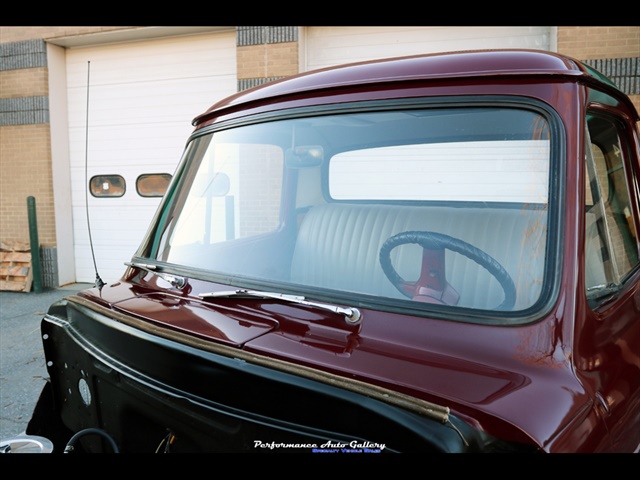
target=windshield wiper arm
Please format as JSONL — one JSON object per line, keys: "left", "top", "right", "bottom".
{"left": 125, "top": 262, "right": 188, "bottom": 289}
{"left": 199, "top": 289, "right": 361, "bottom": 324}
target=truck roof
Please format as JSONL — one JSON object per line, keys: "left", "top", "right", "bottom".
{"left": 193, "top": 49, "right": 637, "bottom": 126}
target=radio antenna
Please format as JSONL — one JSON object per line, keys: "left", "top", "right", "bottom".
{"left": 84, "top": 61, "right": 105, "bottom": 289}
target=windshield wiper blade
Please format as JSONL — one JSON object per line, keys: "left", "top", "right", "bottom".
{"left": 200, "top": 289, "right": 361, "bottom": 324}
{"left": 125, "top": 262, "right": 188, "bottom": 290}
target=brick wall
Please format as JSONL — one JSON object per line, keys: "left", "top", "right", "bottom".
{"left": 2, "top": 68, "right": 48, "bottom": 97}
{"left": 558, "top": 26, "right": 640, "bottom": 112}
{"left": 0, "top": 50, "right": 56, "bottom": 246}
{"left": 557, "top": 26, "right": 639, "bottom": 60}
{"left": 237, "top": 42, "right": 299, "bottom": 80}
{"left": 236, "top": 26, "right": 299, "bottom": 91}
{"left": 0, "top": 124, "right": 55, "bottom": 246}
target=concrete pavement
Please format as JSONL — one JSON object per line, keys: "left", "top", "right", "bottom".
{"left": 0, "top": 283, "right": 92, "bottom": 440}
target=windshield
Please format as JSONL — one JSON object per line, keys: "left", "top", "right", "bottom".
{"left": 144, "top": 104, "right": 554, "bottom": 318}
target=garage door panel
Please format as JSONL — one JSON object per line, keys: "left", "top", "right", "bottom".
{"left": 66, "top": 32, "right": 236, "bottom": 282}
{"left": 66, "top": 35, "right": 236, "bottom": 85}
{"left": 74, "top": 78, "right": 230, "bottom": 123}
{"left": 73, "top": 205, "right": 157, "bottom": 241}
{"left": 70, "top": 125, "right": 190, "bottom": 163}
{"left": 71, "top": 207, "right": 169, "bottom": 232}
{"left": 73, "top": 246, "right": 144, "bottom": 284}
{"left": 304, "top": 26, "right": 550, "bottom": 71}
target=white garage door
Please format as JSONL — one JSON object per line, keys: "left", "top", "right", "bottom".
{"left": 66, "top": 32, "right": 236, "bottom": 283}
{"left": 302, "top": 26, "right": 551, "bottom": 71}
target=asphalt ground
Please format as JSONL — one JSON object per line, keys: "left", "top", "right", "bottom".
{"left": 0, "top": 283, "right": 92, "bottom": 441}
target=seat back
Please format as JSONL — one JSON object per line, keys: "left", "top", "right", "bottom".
{"left": 290, "top": 203, "right": 547, "bottom": 310}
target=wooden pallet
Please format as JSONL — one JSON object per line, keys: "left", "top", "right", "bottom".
{"left": 0, "top": 242, "right": 33, "bottom": 292}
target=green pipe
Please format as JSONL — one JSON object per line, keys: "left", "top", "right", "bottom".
{"left": 27, "top": 196, "right": 42, "bottom": 293}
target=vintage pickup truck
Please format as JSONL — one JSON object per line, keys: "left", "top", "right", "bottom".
{"left": 22, "top": 49, "right": 640, "bottom": 453}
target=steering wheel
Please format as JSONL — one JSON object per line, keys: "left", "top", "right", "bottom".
{"left": 379, "top": 231, "right": 516, "bottom": 311}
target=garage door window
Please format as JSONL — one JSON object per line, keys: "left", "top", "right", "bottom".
{"left": 89, "top": 175, "right": 125, "bottom": 198}
{"left": 137, "top": 174, "right": 172, "bottom": 197}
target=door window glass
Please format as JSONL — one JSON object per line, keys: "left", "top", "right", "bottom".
{"left": 585, "top": 113, "right": 639, "bottom": 301}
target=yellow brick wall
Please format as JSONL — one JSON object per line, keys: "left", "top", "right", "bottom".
{"left": 0, "top": 64, "right": 56, "bottom": 245}
{"left": 558, "top": 26, "right": 640, "bottom": 116}
{"left": 557, "top": 26, "right": 640, "bottom": 60}
{"left": 237, "top": 42, "right": 299, "bottom": 80}
{"left": 1, "top": 67, "right": 48, "bottom": 97}
{"left": 0, "top": 125, "right": 56, "bottom": 246}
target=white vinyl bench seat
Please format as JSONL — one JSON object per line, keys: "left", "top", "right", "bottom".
{"left": 290, "top": 203, "right": 548, "bottom": 311}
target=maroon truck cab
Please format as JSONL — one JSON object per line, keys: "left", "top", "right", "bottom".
{"left": 26, "top": 50, "right": 640, "bottom": 453}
